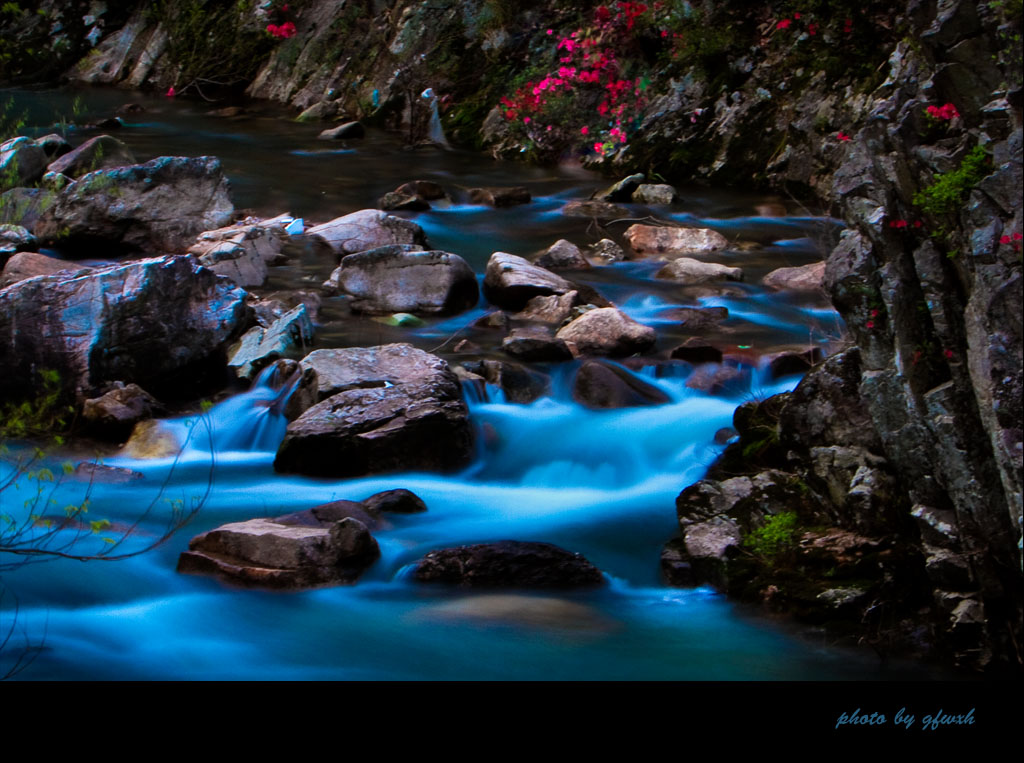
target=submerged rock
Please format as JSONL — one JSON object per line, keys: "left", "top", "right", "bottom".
{"left": 413, "top": 541, "right": 605, "bottom": 588}
{"left": 34, "top": 156, "right": 234, "bottom": 254}
{"left": 501, "top": 326, "right": 574, "bottom": 362}
{"left": 363, "top": 488, "right": 428, "bottom": 514}
{"left": 560, "top": 200, "right": 629, "bottom": 219}
{"left": 318, "top": 121, "right": 365, "bottom": 140}
{"left": 572, "top": 359, "right": 670, "bottom": 409}
{"left": 275, "top": 344, "right": 473, "bottom": 478}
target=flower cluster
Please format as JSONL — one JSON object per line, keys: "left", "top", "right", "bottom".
{"left": 836, "top": 131, "right": 851, "bottom": 142}
{"left": 267, "top": 21, "right": 296, "bottom": 39}
{"left": 866, "top": 308, "right": 880, "bottom": 330}
{"left": 888, "top": 218, "right": 923, "bottom": 229}
{"left": 926, "top": 103, "right": 959, "bottom": 121}
{"left": 1001, "top": 231, "right": 1023, "bottom": 252}
{"left": 500, "top": 3, "right": 665, "bottom": 159}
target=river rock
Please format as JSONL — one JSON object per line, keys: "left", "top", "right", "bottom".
{"left": 121, "top": 419, "right": 182, "bottom": 459}
{"left": 275, "top": 344, "right": 472, "bottom": 477}
{"left": 82, "top": 382, "right": 164, "bottom": 441}
{"left": 33, "top": 134, "right": 72, "bottom": 161}
{"left": 594, "top": 172, "right": 644, "bottom": 202}
{"left": 556, "top": 307, "right": 656, "bottom": 357}
{"left": 561, "top": 200, "right": 629, "bottom": 219}
{"left": 177, "top": 514, "right": 379, "bottom": 589}
{"left": 362, "top": 488, "right": 427, "bottom": 514}
{"left": 632, "top": 183, "right": 678, "bottom": 205}
{"left": 0, "top": 251, "right": 89, "bottom": 287}
{"left": 379, "top": 191, "right": 430, "bottom": 211}
{"left": 307, "top": 209, "right": 427, "bottom": 257}
{"left": 0, "top": 188, "right": 56, "bottom": 230}
{"left": 624, "top": 224, "right": 730, "bottom": 256}
{"left": 670, "top": 339, "right": 724, "bottom": 365}
{"left": 674, "top": 306, "right": 730, "bottom": 331}
{"left": 318, "top": 121, "right": 366, "bottom": 140}
{"left": 483, "top": 252, "right": 579, "bottom": 310}
{"left": 34, "top": 156, "right": 235, "bottom": 254}
{"left": 228, "top": 304, "right": 314, "bottom": 380}
{"left": 412, "top": 541, "right": 605, "bottom": 588}
{"left": 0, "top": 137, "right": 47, "bottom": 188}
{"left": 46, "top": 135, "right": 136, "bottom": 178}
{"left": 72, "top": 462, "right": 145, "bottom": 484}
{"left": 655, "top": 258, "right": 744, "bottom": 284}
{"left": 685, "top": 363, "right": 748, "bottom": 394}
{"left": 468, "top": 186, "right": 531, "bottom": 207}
{"left": 190, "top": 223, "right": 288, "bottom": 279}
{"left": 462, "top": 359, "right": 550, "bottom": 403}
{"left": 395, "top": 180, "right": 447, "bottom": 200}
{"left": 588, "top": 238, "right": 627, "bottom": 263}
{"left": 501, "top": 326, "right": 574, "bottom": 362}
{"left": 765, "top": 348, "right": 822, "bottom": 379}
{"left": 572, "top": 359, "right": 671, "bottom": 409}
{"left": 330, "top": 247, "right": 478, "bottom": 315}
{"left": 509, "top": 291, "right": 578, "bottom": 324}
{"left": 536, "top": 239, "right": 590, "bottom": 270}
{"left": 0, "top": 224, "right": 35, "bottom": 256}
{"left": 0, "top": 254, "right": 251, "bottom": 401}
{"left": 762, "top": 261, "right": 826, "bottom": 291}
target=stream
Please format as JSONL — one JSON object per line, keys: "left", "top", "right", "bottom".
{"left": 1, "top": 86, "right": 947, "bottom": 680}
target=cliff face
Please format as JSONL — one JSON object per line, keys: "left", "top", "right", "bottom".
{"left": 2, "top": 0, "right": 1021, "bottom": 670}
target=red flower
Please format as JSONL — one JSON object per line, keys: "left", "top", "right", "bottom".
{"left": 1001, "top": 235, "right": 1012, "bottom": 244}
{"left": 866, "top": 320, "right": 875, "bottom": 329}
{"left": 777, "top": 18, "right": 792, "bottom": 29}
{"left": 166, "top": 86, "right": 176, "bottom": 98}
{"left": 837, "top": 131, "right": 850, "bottom": 141}
{"left": 793, "top": 12, "right": 801, "bottom": 19}
{"left": 808, "top": 22, "right": 818, "bottom": 35}
{"left": 870, "top": 309, "right": 879, "bottom": 318}
{"left": 889, "top": 219, "right": 908, "bottom": 229}
{"left": 943, "top": 349, "right": 954, "bottom": 360}
{"left": 913, "top": 220, "right": 923, "bottom": 228}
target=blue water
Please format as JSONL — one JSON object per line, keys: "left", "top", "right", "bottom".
{"left": 0, "top": 87, "right": 942, "bottom": 680}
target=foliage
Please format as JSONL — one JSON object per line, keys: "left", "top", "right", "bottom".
{"left": 145, "top": 0, "right": 276, "bottom": 96}
{"left": 744, "top": 511, "right": 801, "bottom": 561}
{"left": 912, "top": 144, "right": 991, "bottom": 218}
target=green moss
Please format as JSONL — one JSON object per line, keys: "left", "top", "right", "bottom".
{"left": 744, "top": 511, "right": 801, "bottom": 560}
{"left": 913, "top": 144, "right": 991, "bottom": 218}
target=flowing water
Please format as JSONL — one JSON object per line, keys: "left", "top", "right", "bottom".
{"left": 1, "top": 86, "right": 946, "bottom": 680}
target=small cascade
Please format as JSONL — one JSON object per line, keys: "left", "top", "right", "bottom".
{"left": 421, "top": 88, "right": 450, "bottom": 148}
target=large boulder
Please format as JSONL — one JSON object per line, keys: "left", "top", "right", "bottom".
{"left": 46, "top": 135, "right": 136, "bottom": 178}
{"left": 34, "top": 156, "right": 234, "bottom": 254}
{"left": 624, "top": 224, "right": 730, "bottom": 256}
{"left": 82, "top": 382, "right": 163, "bottom": 441}
{"left": 556, "top": 307, "right": 656, "bottom": 356}
{"left": 329, "top": 247, "right": 478, "bottom": 315}
{"left": 0, "top": 187, "right": 56, "bottom": 231}
{"left": 413, "top": 541, "right": 605, "bottom": 588}
{"left": 307, "top": 209, "right": 427, "bottom": 257}
{"left": 0, "top": 254, "right": 251, "bottom": 401}
{"left": 177, "top": 511, "right": 379, "bottom": 589}
{"left": 275, "top": 344, "right": 473, "bottom": 477}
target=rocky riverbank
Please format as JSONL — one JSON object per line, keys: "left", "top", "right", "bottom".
{"left": 1, "top": 0, "right": 1021, "bottom": 673}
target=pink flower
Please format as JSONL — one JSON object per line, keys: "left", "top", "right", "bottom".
{"left": 808, "top": 22, "right": 818, "bottom": 35}
{"left": 870, "top": 309, "right": 879, "bottom": 318}
{"left": 523, "top": 116, "right": 531, "bottom": 124}
{"left": 943, "top": 349, "right": 954, "bottom": 360}
{"left": 777, "top": 19, "right": 792, "bottom": 29}
{"left": 793, "top": 12, "right": 801, "bottom": 19}
{"left": 837, "top": 131, "right": 850, "bottom": 141}
{"left": 166, "top": 86, "right": 176, "bottom": 97}
{"left": 866, "top": 320, "right": 875, "bottom": 329}
{"left": 580, "top": 125, "right": 589, "bottom": 135}
{"left": 889, "top": 219, "right": 908, "bottom": 229}
{"left": 1000, "top": 235, "right": 1011, "bottom": 245}
{"left": 546, "top": 29, "right": 553, "bottom": 35}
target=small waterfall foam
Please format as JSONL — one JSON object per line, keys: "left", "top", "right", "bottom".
{"left": 421, "top": 88, "right": 449, "bottom": 148}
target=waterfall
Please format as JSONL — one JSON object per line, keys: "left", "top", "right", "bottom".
{"left": 421, "top": 88, "right": 449, "bottom": 148}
